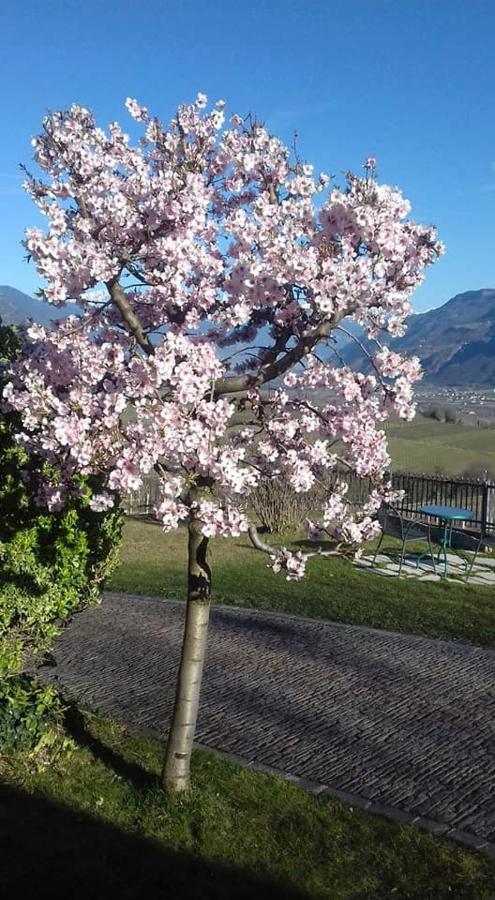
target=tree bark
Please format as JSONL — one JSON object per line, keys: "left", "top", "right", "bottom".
{"left": 161, "top": 511, "right": 211, "bottom": 792}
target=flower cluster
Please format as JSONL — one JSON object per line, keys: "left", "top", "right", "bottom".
{"left": 4, "top": 94, "right": 443, "bottom": 564}
{"left": 270, "top": 548, "right": 308, "bottom": 581}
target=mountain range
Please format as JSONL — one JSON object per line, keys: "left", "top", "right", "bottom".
{"left": 0, "top": 285, "right": 57, "bottom": 326}
{"left": 1, "top": 285, "right": 494, "bottom": 387}
{"left": 339, "top": 289, "right": 495, "bottom": 387}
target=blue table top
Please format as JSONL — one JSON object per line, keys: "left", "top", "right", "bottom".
{"left": 420, "top": 504, "right": 474, "bottom": 521}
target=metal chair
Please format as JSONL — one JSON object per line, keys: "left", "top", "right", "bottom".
{"left": 372, "top": 504, "right": 437, "bottom": 577}
{"left": 464, "top": 528, "right": 495, "bottom": 581}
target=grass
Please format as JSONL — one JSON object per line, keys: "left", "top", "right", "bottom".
{"left": 107, "top": 518, "right": 495, "bottom": 649}
{"left": 384, "top": 417, "right": 495, "bottom": 475}
{"left": 1, "top": 709, "right": 494, "bottom": 899}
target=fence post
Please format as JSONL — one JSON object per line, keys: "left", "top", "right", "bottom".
{"left": 485, "top": 480, "right": 495, "bottom": 533}
{"left": 481, "top": 479, "right": 489, "bottom": 534}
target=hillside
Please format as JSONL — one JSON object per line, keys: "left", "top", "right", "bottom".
{"left": 341, "top": 289, "right": 495, "bottom": 387}
{"left": 0, "top": 285, "right": 55, "bottom": 325}
{"left": 384, "top": 417, "right": 495, "bottom": 478}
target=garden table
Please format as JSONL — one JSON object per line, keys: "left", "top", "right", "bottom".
{"left": 419, "top": 504, "right": 474, "bottom": 578}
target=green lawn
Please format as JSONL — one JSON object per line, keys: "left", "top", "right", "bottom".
{"left": 2, "top": 710, "right": 493, "bottom": 899}
{"left": 107, "top": 518, "right": 495, "bottom": 649}
{"left": 384, "top": 418, "right": 495, "bottom": 476}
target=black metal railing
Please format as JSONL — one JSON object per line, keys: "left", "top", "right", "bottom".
{"left": 338, "top": 470, "right": 495, "bottom": 533}
{"left": 122, "top": 470, "right": 495, "bottom": 533}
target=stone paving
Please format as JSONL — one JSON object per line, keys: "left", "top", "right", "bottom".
{"left": 36, "top": 592, "right": 495, "bottom": 847}
{"left": 352, "top": 550, "right": 495, "bottom": 585}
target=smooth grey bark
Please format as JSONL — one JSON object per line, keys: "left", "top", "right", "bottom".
{"left": 161, "top": 511, "right": 211, "bottom": 792}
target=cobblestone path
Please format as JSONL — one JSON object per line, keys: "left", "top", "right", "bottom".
{"left": 37, "top": 592, "right": 495, "bottom": 847}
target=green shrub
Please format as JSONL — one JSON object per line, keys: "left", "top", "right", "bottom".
{"left": 0, "top": 321, "right": 123, "bottom": 756}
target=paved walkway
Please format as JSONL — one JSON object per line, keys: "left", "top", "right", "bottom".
{"left": 36, "top": 592, "right": 495, "bottom": 850}
{"left": 352, "top": 549, "right": 495, "bottom": 585}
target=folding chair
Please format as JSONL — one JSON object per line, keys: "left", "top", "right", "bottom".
{"left": 373, "top": 504, "right": 437, "bottom": 577}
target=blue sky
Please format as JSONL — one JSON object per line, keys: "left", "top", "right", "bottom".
{"left": 0, "top": 0, "right": 493, "bottom": 312}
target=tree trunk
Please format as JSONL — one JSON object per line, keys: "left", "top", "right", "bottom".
{"left": 161, "top": 511, "right": 211, "bottom": 793}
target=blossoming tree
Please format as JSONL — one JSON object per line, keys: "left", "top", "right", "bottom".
{"left": 5, "top": 94, "right": 443, "bottom": 792}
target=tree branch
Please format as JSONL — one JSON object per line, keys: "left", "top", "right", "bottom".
{"left": 107, "top": 279, "right": 154, "bottom": 356}
{"left": 247, "top": 523, "right": 341, "bottom": 559}
{"left": 248, "top": 524, "right": 275, "bottom": 554}
{"left": 215, "top": 310, "right": 354, "bottom": 396}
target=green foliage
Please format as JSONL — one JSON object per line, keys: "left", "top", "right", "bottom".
{"left": 0, "top": 677, "right": 65, "bottom": 754}
{"left": 0, "top": 321, "right": 123, "bottom": 755}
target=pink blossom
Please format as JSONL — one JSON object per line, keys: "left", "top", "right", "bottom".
{"left": 89, "top": 492, "right": 115, "bottom": 512}
{"left": 125, "top": 98, "right": 148, "bottom": 122}
{"left": 270, "top": 549, "right": 307, "bottom": 581}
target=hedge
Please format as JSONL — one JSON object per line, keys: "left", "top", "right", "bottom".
{"left": 0, "top": 321, "right": 122, "bottom": 755}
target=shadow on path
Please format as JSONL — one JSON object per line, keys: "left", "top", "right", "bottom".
{"left": 36, "top": 593, "right": 495, "bottom": 844}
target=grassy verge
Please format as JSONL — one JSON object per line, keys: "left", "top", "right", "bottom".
{"left": 107, "top": 518, "right": 495, "bottom": 649}
{"left": 1, "top": 710, "right": 493, "bottom": 899}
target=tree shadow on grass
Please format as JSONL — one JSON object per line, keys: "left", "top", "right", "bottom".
{"left": 235, "top": 535, "right": 337, "bottom": 554}
{"left": 293, "top": 539, "right": 340, "bottom": 551}
{"left": 64, "top": 704, "right": 157, "bottom": 793}
{"left": 0, "top": 781, "right": 309, "bottom": 900}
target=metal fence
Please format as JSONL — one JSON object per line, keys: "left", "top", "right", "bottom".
{"left": 121, "top": 477, "right": 161, "bottom": 516}
{"left": 339, "top": 470, "right": 495, "bottom": 533}
{"left": 123, "top": 470, "right": 495, "bottom": 533}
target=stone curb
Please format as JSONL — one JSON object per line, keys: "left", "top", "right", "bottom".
{"left": 71, "top": 693, "right": 495, "bottom": 862}
{"left": 198, "top": 743, "right": 495, "bottom": 860}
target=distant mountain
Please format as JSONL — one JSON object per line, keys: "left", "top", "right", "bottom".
{"left": 340, "top": 289, "right": 495, "bottom": 387}
{"left": 2, "top": 283, "right": 495, "bottom": 387}
{"left": 331, "top": 316, "right": 364, "bottom": 350}
{"left": 0, "top": 285, "right": 55, "bottom": 326}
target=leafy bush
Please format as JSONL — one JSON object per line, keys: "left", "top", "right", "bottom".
{"left": 0, "top": 321, "right": 123, "bottom": 755}
{"left": 420, "top": 403, "right": 458, "bottom": 424}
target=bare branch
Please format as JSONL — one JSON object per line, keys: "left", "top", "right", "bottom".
{"left": 334, "top": 324, "right": 386, "bottom": 384}
{"left": 107, "top": 279, "right": 154, "bottom": 356}
{"left": 335, "top": 323, "right": 381, "bottom": 355}
{"left": 214, "top": 304, "right": 361, "bottom": 397}
{"left": 248, "top": 524, "right": 275, "bottom": 554}
{"left": 248, "top": 523, "right": 341, "bottom": 560}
